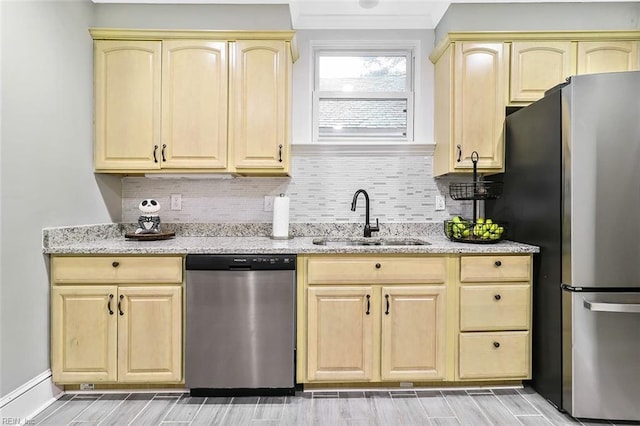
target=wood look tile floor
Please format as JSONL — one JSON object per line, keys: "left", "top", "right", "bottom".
{"left": 30, "top": 386, "right": 635, "bottom": 426}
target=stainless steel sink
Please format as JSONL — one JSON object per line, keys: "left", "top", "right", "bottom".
{"left": 312, "top": 237, "right": 430, "bottom": 246}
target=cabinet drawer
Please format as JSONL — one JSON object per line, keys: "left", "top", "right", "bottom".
{"left": 458, "top": 331, "right": 530, "bottom": 379}
{"left": 52, "top": 256, "right": 183, "bottom": 284}
{"left": 460, "top": 255, "right": 530, "bottom": 282}
{"left": 306, "top": 257, "right": 446, "bottom": 285}
{"left": 460, "top": 284, "right": 530, "bottom": 331}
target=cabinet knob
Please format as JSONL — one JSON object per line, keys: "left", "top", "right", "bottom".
{"left": 375, "top": 263, "right": 381, "bottom": 269}
{"left": 112, "top": 261, "right": 120, "bottom": 268}
{"left": 494, "top": 260, "right": 502, "bottom": 267}
{"left": 494, "top": 294, "right": 502, "bottom": 301}
{"left": 493, "top": 341, "right": 501, "bottom": 348}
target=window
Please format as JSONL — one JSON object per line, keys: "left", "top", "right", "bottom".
{"left": 313, "top": 47, "right": 415, "bottom": 142}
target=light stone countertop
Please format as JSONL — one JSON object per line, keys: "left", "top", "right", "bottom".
{"left": 43, "top": 225, "right": 539, "bottom": 255}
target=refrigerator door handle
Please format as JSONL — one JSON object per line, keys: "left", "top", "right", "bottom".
{"left": 583, "top": 299, "right": 640, "bottom": 313}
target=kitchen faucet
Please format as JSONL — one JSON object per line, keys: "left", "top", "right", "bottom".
{"left": 351, "top": 189, "right": 380, "bottom": 237}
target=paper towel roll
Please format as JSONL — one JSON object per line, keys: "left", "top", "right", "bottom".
{"left": 272, "top": 194, "right": 290, "bottom": 238}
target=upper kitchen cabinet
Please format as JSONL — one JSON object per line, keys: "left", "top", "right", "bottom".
{"left": 432, "top": 41, "right": 508, "bottom": 176}
{"left": 229, "top": 40, "right": 291, "bottom": 174}
{"left": 162, "top": 40, "right": 228, "bottom": 170}
{"left": 510, "top": 41, "right": 575, "bottom": 104}
{"left": 90, "top": 29, "right": 296, "bottom": 176}
{"left": 94, "top": 40, "right": 162, "bottom": 171}
{"left": 510, "top": 39, "right": 639, "bottom": 104}
{"left": 431, "top": 31, "right": 640, "bottom": 175}
{"left": 577, "top": 41, "right": 639, "bottom": 75}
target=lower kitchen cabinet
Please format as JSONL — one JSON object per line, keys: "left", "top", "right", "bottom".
{"left": 456, "top": 254, "right": 533, "bottom": 381}
{"left": 306, "top": 287, "right": 375, "bottom": 381}
{"left": 301, "top": 255, "right": 449, "bottom": 383}
{"left": 50, "top": 256, "right": 183, "bottom": 384}
{"left": 380, "top": 286, "right": 446, "bottom": 381}
{"left": 299, "top": 253, "right": 534, "bottom": 386}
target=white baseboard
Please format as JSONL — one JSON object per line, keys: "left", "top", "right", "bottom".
{"left": 0, "top": 370, "right": 63, "bottom": 422}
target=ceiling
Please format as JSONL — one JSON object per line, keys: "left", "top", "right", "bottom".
{"left": 90, "top": 0, "right": 635, "bottom": 29}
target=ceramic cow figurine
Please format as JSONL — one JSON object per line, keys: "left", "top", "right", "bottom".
{"left": 135, "top": 199, "right": 162, "bottom": 234}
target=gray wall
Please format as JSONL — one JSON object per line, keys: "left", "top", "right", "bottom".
{"left": 436, "top": 2, "right": 640, "bottom": 42}
{"left": 92, "top": 3, "right": 292, "bottom": 29}
{"left": 0, "top": 0, "right": 120, "bottom": 398}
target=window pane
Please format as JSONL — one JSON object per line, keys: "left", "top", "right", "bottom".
{"left": 318, "top": 55, "right": 407, "bottom": 92}
{"left": 318, "top": 99, "right": 407, "bottom": 139}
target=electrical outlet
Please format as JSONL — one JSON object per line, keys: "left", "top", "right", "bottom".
{"left": 170, "top": 193, "right": 182, "bottom": 211}
{"left": 264, "top": 196, "right": 274, "bottom": 212}
{"left": 435, "top": 195, "right": 446, "bottom": 211}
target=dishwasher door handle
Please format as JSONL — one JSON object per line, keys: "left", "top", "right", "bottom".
{"left": 584, "top": 299, "right": 640, "bottom": 313}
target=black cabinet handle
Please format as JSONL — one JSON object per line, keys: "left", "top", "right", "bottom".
{"left": 494, "top": 294, "right": 502, "bottom": 301}
{"left": 153, "top": 145, "right": 159, "bottom": 163}
{"left": 493, "top": 341, "right": 500, "bottom": 348}
{"left": 385, "top": 294, "right": 390, "bottom": 315}
{"left": 375, "top": 263, "right": 381, "bottom": 269}
{"left": 494, "top": 260, "right": 502, "bottom": 267}
{"left": 278, "top": 144, "right": 283, "bottom": 163}
{"left": 108, "top": 294, "right": 114, "bottom": 315}
{"left": 112, "top": 261, "right": 119, "bottom": 268}
{"left": 118, "top": 295, "right": 124, "bottom": 316}
{"left": 456, "top": 144, "right": 462, "bottom": 163}
{"left": 366, "top": 294, "right": 370, "bottom": 315}
{"left": 161, "top": 144, "right": 167, "bottom": 162}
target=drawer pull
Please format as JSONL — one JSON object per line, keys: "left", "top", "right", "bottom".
{"left": 375, "top": 263, "right": 381, "bottom": 269}
{"left": 366, "top": 294, "right": 371, "bottom": 315}
{"left": 493, "top": 341, "right": 501, "bottom": 348}
{"left": 385, "top": 294, "right": 390, "bottom": 315}
{"left": 118, "top": 295, "right": 124, "bottom": 316}
{"left": 112, "top": 261, "right": 120, "bottom": 268}
{"left": 494, "top": 294, "right": 502, "bottom": 301}
{"left": 494, "top": 260, "right": 502, "bottom": 267}
{"left": 107, "top": 294, "right": 114, "bottom": 315}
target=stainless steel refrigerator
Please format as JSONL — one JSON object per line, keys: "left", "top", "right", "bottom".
{"left": 486, "top": 71, "right": 640, "bottom": 421}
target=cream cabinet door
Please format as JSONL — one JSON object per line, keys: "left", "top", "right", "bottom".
{"left": 229, "top": 40, "right": 290, "bottom": 174}
{"left": 453, "top": 42, "right": 508, "bottom": 172}
{"left": 306, "top": 287, "right": 374, "bottom": 381}
{"left": 117, "top": 286, "right": 182, "bottom": 383}
{"left": 51, "top": 286, "right": 117, "bottom": 383}
{"left": 577, "top": 41, "right": 639, "bottom": 75}
{"left": 94, "top": 40, "right": 161, "bottom": 171}
{"left": 510, "top": 41, "right": 574, "bottom": 103}
{"left": 381, "top": 286, "right": 446, "bottom": 381}
{"left": 162, "top": 40, "right": 228, "bottom": 170}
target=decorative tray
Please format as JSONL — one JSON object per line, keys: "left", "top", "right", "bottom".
{"left": 124, "top": 231, "right": 175, "bottom": 241}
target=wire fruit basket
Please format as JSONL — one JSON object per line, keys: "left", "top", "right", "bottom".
{"left": 444, "top": 151, "right": 506, "bottom": 244}
{"left": 444, "top": 217, "right": 506, "bottom": 244}
{"left": 449, "top": 181, "right": 503, "bottom": 200}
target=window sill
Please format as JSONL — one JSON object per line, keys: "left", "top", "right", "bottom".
{"left": 291, "top": 142, "right": 435, "bottom": 156}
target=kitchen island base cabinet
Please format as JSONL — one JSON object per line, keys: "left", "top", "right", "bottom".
{"left": 50, "top": 256, "right": 183, "bottom": 385}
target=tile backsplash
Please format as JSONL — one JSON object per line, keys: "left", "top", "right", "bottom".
{"left": 122, "top": 154, "right": 472, "bottom": 223}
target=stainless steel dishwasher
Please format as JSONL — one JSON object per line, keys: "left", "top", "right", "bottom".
{"left": 185, "top": 254, "right": 296, "bottom": 396}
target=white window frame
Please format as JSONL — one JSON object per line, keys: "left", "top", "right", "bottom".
{"left": 311, "top": 41, "right": 416, "bottom": 144}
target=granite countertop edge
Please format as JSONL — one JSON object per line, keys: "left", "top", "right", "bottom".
{"left": 43, "top": 235, "right": 540, "bottom": 255}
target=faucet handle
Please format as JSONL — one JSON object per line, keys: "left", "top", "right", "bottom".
{"left": 370, "top": 218, "right": 380, "bottom": 233}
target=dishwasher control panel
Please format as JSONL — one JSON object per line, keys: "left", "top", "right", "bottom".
{"left": 186, "top": 254, "right": 296, "bottom": 271}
